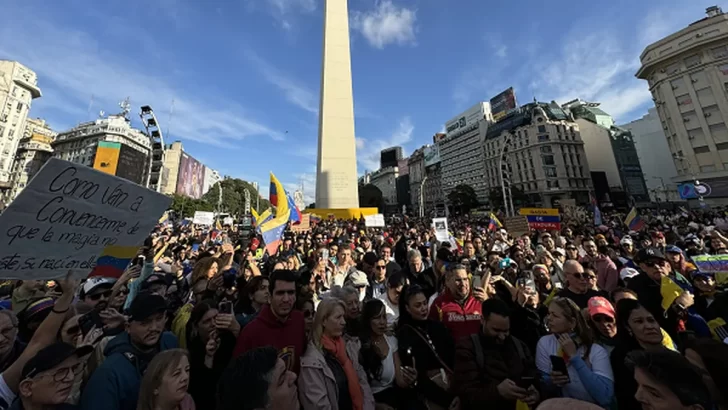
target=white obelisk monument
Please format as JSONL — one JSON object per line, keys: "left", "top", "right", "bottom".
{"left": 315, "top": 0, "right": 360, "bottom": 209}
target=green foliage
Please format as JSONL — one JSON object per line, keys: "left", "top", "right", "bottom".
{"left": 169, "top": 178, "right": 271, "bottom": 218}
{"left": 359, "top": 184, "right": 385, "bottom": 211}
{"left": 447, "top": 184, "right": 479, "bottom": 215}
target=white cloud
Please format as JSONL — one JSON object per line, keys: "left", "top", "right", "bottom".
{"left": 357, "top": 117, "right": 413, "bottom": 172}
{"left": 0, "top": 14, "right": 284, "bottom": 147}
{"left": 351, "top": 0, "right": 417, "bottom": 49}
{"left": 246, "top": 52, "right": 319, "bottom": 114}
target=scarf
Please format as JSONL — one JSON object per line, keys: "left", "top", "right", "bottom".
{"left": 321, "top": 335, "right": 363, "bottom": 410}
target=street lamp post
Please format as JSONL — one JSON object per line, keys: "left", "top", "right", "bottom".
{"left": 419, "top": 175, "right": 428, "bottom": 218}
{"left": 498, "top": 133, "right": 515, "bottom": 217}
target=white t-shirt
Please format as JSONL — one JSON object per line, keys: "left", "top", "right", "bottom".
{"left": 369, "top": 335, "right": 398, "bottom": 394}
{"left": 535, "top": 334, "right": 613, "bottom": 404}
{"left": 0, "top": 374, "right": 16, "bottom": 410}
{"left": 376, "top": 292, "right": 399, "bottom": 327}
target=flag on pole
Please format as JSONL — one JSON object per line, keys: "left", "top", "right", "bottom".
{"left": 287, "top": 192, "right": 302, "bottom": 224}
{"left": 261, "top": 209, "right": 290, "bottom": 256}
{"left": 487, "top": 213, "right": 503, "bottom": 232}
{"left": 624, "top": 207, "right": 645, "bottom": 231}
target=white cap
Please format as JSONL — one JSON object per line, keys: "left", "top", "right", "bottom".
{"left": 620, "top": 236, "right": 633, "bottom": 246}
{"left": 82, "top": 277, "right": 116, "bottom": 296}
{"left": 346, "top": 270, "right": 369, "bottom": 287}
{"left": 552, "top": 247, "right": 565, "bottom": 256}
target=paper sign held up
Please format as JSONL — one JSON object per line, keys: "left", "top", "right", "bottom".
{"left": 364, "top": 214, "right": 385, "bottom": 228}
{"left": 0, "top": 158, "right": 171, "bottom": 280}
{"left": 193, "top": 211, "right": 214, "bottom": 226}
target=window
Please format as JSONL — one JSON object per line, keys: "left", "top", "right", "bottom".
{"left": 542, "top": 155, "right": 555, "bottom": 166}
{"left": 538, "top": 125, "right": 546, "bottom": 133}
{"left": 545, "top": 167, "right": 557, "bottom": 177}
{"left": 576, "top": 154, "right": 581, "bottom": 165}
{"left": 694, "top": 145, "right": 711, "bottom": 154}
{"left": 538, "top": 134, "right": 550, "bottom": 142}
{"left": 547, "top": 180, "right": 560, "bottom": 189}
{"left": 684, "top": 54, "right": 701, "bottom": 68}
{"left": 712, "top": 45, "right": 728, "bottom": 59}
{"left": 15, "top": 103, "right": 22, "bottom": 113}
{"left": 700, "top": 165, "right": 716, "bottom": 172}
{"left": 716, "top": 142, "right": 728, "bottom": 151}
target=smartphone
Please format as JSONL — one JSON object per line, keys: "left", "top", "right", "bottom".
{"left": 472, "top": 275, "right": 482, "bottom": 289}
{"left": 218, "top": 300, "right": 233, "bottom": 315}
{"left": 191, "top": 244, "right": 200, "bottom": 252}
{"left": 136, "top": 255, "right": 146, "bottom": 267}
{"left": 515, "top": 376, "right": 535, "bottom": 389}
{"left": 550, "top": 355, "right": 570, "bottom": 380}
{"left": 400, "top": 346, "right": 414, "bottom": 367}
{"left": 78, "top": 311, "right": 103, "bottom": 337}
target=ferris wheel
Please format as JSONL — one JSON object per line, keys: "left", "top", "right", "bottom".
{"left": 140, "top": 105, "right": 166, "bottom": 192}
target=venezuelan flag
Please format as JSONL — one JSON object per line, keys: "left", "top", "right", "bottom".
{"left": 89, "top": 246, "right": 139, "bottom": 278}
{"left": 624, "top": 207, "right": 645, "bottom": 231}
{"left": 251, "top": 208, "right": 260, "bottom": 222}
{"left": 287, "top": 192, "right": 302, "bottom": 224}
{"left": 660, "top": 275, "right": 684, "bottom": 311}
{"left": 261, "top": 208, "right": 290, "bottom": 256}
{"left": 488, "top": 213, "right": 503, "bottom": 232}
{"left": 269, "top": 172, "right": 289, "bottom": 219}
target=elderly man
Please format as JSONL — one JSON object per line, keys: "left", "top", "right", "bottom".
{"left": 556, "top": 260, "right": 608, "bottom": 309}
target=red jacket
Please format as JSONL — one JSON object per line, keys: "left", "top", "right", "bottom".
{"left": 233, "top": 304, "right": 307, "bottom": 374}
{"left": 429, "top": 291, "right": 482, "bottom": 341}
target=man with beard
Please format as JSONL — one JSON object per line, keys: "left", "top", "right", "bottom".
{"left": 232, "top": 270, "right": 306, "bottom": 374}
{"left": 81, "top": 293, "right": 178, "bottom": 410}
{"left": 453, "top": 299, "right": 539, "bottom": 410}
{"left": 429, "top": 264, "right": 484, "bottom": 340}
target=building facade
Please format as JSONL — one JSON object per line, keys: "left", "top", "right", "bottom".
{"left": 408, "top": 146, "right": 426, "bottom": 213}
{"left": 368, "top": 166, "right": 399, "bottom": 213}
{"left": 3, "top": 118, "right": 55, "bottom": 204}
{"left": 53, "top": 113, "right": 151, "bottom": 186}
{"left": 440, "top": 119, "right": 491, "bottom": 202}
{"left": 484, "top": 102, "right": 592, "bottom": 207}
{"left": 636, "top": 6, "right": 728, "bottom": 204}
{"left": 161, "top": 141, "right": 183, "bottom": 195}
{"left": 620, "top": 108, "right": 681, "bottom": 202}
{"left": 0, "top": 61, "right": 42, "bottom": 186}
{"left": 380, "top": 147, "right": 403, "bottom": 169}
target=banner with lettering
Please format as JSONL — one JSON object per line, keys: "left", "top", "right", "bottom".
{"left": 691, "top": 255, "right": 728, "bottom": 285}
{"left": 0, "top": 158, "right": 171, "bottom": 279}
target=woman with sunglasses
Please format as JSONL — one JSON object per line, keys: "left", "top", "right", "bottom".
{"left": 584, "top": 296, "right": 618, "bottom": 355}
{"left": 396, "top": 285, "right": 458, "bottom": 410}
{"left": 297, "top": 297, "right": 316, "bottom": 342}
{"left": 536, "top": 297, "right": 614, "bottom": 408}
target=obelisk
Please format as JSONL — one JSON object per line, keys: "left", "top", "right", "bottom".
{"left": 315, "top": 0, "right": 360, "bottom": 209}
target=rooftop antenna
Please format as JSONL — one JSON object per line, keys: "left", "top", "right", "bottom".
{"left": 98, "top": 110, "right": 106, "bottom": 119}
{"left": 119, "top": 97, "right": 131, "bottom": 121}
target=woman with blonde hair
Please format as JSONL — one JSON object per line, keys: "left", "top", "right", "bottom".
{"left": 536, "top": 297, "right": 614, "bottom": 408}
{"left": 137, "top": 349, "right": 195, "bottom": 410}
{"left": 299, "top": 298, "right": 375, "bottom": 410}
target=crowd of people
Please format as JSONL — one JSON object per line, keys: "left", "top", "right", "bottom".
{"left": 0, "top": 206, "right": 726, "bottom": 410}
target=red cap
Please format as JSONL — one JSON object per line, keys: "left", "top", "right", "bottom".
{"left": 250, "top": 238, "right": 260, "bottom": 251}
{"left": 588, "top": 296, "right": 615, "bottom": 319}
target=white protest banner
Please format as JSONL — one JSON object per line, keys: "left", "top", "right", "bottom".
{"left": 223, "top": 217, "right": 234, "bottom": 226}
{"left": 0, "top": 158, "right": 171, "bottom": 280}
{"left": 364, "top": 214, "right": 385, "bottom": 228}
{"left": 432, "top": 217, "right": 450, "bottom": 242}
{"left": 193, "top": 211, "right": 214, "bottom": 225}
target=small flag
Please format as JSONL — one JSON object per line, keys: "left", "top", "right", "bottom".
{"left": 488, "top": 213, "right": 503, "bottom": 232}
{"left": 88, "top": 246, "right": 140, "bottom": 278}
{"left": 261, "top": 210, "right": 290, "bottom": 256}
{"left": 269, "top": 172, "right": 289, "bottom": 219}
{"left": 287, "top": 192, "right": 302, "bottom": 224}
{"left": 624, "top": 207, "right": 645, "bottom": 231}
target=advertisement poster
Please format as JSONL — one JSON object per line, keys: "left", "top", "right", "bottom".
{"left": 424, "top": 145, "right": 441, "bottom": 167}
{"left": 0, "top": 158, "right": 171, "bottom": 279}
{"left": 444, "top": 102, "right": 489, "bottom": 137}
{"left": 490, "top": 87, "right": 517, "bottom": 122}
{"left": 176, "top": 152, "right": 205, "bottom": 199}
{"left": 93, "top": 141, "right": 121, "bottom": 176}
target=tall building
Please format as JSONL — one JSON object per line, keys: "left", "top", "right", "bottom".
{"left": 368, "top": 166, "right": 399, "bottom": 213}
{"left": 3, "top": 118, "right": 55, "bottom": 204}
{"left": 637, "top": 6, "right": 728, "bottom": 204}
{"left": 381, "top": 147, "right": 403, "bottom": 169}
{"left": 315, "top": 0, "right": 359, "bottom": 209}
{"left": 161, "top": 141, "right": 183, "bottom": 195}
{"left": 53, "top": 109, "right": 151, "bottom": 186}
{"left": 621, "top": 108, "right": 681, "bottom": 202}
{"left": 564, "top": 99, "right": 650, "bottom": 205}
{"left": 484, "top": 102, "right": 592, "bottom": 207}
{"left": 0, "top": 61, "right": 42, "bottom": 186}
{"left": 439, "top": 102, "right": 493, "bottom": 203}
{"left": 408, "top": 146, "right": 426, "bottom": 213}
{"left": 409, "top": 142, "right": 444, "bottom": 216}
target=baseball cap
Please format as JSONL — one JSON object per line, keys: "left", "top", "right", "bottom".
{"left": 346, "top": 271, "right": 369, "bottom": 288}
{"left": 141, "top": 273, "right": 168, "bottom": 290}
{"left": 82, "top": 277, "right": 116, "bottom": 297}
{"left": 620, "top": 236, "right": 633, "bottom": 246}
{"left": 587, "top": 297, "right": 615, "bottom": 319}
{"left": 552, "top": 247, "right": 565, "bottom": 257}
{"left": 363, "top": 252, "right": 379, "bottom": 266}
{"left": 635, "top": 247, "right": 667, "bottom": 263}
{"left": 22, "top": 342, "right": 93, "bottom": 380}
{"left": 127, "top": 293, "right": 167, "bottom": 322}
{"left": 665, "top": 245, "right": 682, "bottom": 254}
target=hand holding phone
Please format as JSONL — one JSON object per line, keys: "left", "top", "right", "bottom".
{"left": 550, "top": 355, "right": 570, "bottom": 385}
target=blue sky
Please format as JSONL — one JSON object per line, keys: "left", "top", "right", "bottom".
{"left": 0, "top": 0, "right": 713, "bottom": 204}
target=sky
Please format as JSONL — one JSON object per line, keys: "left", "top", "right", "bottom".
{"left": 0, "top": 0, "right": 715, "bottom": 205}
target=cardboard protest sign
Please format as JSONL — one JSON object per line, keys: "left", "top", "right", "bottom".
{"left": 0, "top": 158, "right": 171, "bottom": 280}
{"left": 193, "top": 211, "right": 214, "bottom": 225}
{"left": 504, "top": 216, "right": 530, "bottom": 237}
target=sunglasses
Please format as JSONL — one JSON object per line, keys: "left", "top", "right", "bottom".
{"left": 566, "top": 247, "right": 577, "bottom": 251}
{"left": 375, "top": 265, "right": 387, "bottom": 270}
{"left": 88, "top": 290, "right": 112, "bottom": 301}
{"left": 644, "top": 259, "right": 667, "bottom": 268}
{"left": 569, "top": 272, "right": 596, "bottom": 280}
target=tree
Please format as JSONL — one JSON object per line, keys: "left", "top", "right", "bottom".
{"left": 488, "top": 186, "right": 531, "bottom": 212}
{"left": 169, "top": 194, "right": 214, "bottom": 218}
{"left": 201, "top": 178, "right": 272, "bottom": 215}
{"left": 447, "top": 184, "right": 479, "bottom": 215}
{"left": 359, "top": 184, "right": 385, "bottom": 211}
{"left": 306, "top": 203, "right": 316, "bottom": 209}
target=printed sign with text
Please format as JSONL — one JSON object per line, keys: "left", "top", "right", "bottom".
{"left": 0, "top": 159, "right": 171, "bottom": 279}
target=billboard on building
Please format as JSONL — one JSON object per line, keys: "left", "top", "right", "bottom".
{"left": 490, "top": 87, "right": 518, "bottom": 122}
{"left": 116, "top": 144, "right": 147, "bottom": 185}
{"left": 176, "top": 152, "right": 205, "bottom": 199}
{"left": 424, "top": 145, "right": 441, "bottom": 167}
{"left": 93, "top": 141, "right": 121, "bottom": 176}
{"left": 444, "top": 102, "right": 490, "bottom": 137}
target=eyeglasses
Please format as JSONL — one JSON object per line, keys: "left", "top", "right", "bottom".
{"left": 88, "top": 290, "right": 112, "bottom": 301}
{"left": 568, "top": 272, "right": 595, "bottom": 280}
{"left": 28, "top": 363, "right": 83, "bottom": 382}
{"left": 644, "top": 259, "right": 667, "bottom": 268}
